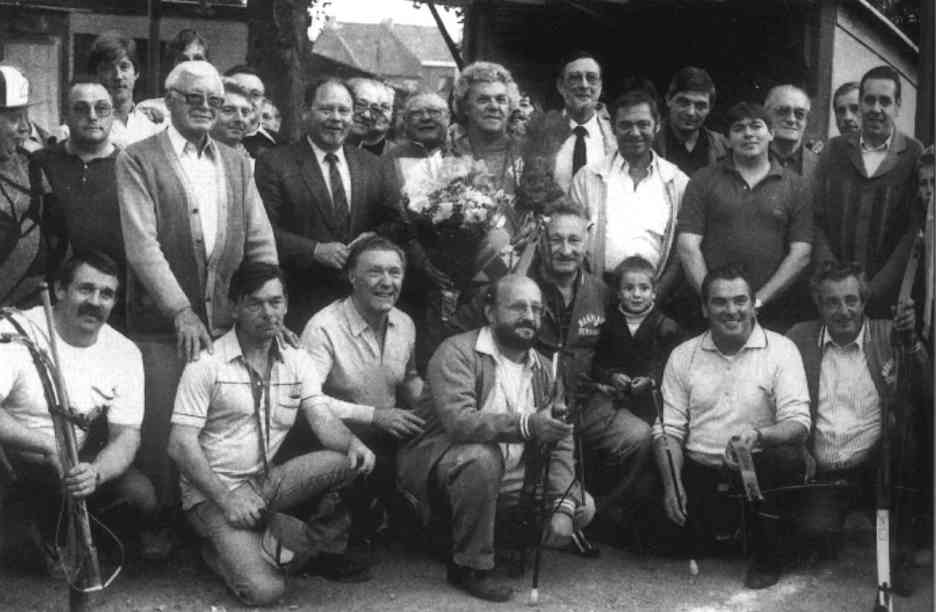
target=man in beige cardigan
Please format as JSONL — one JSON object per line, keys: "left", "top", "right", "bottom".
{"left": 116, "top": 60, "right": 277, "bottom": 511}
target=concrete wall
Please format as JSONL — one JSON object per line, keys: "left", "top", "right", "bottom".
{"left": 830, "top": 4, "right": 918, "bottom": 138}
{"left": 69, "top": 13, "right": 248, "bottom": 77}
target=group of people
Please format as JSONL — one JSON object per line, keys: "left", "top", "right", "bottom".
{"left": 0, "top": 25, "right": 932, "bottom": 607}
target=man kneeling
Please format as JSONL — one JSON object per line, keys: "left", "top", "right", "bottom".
{"left": 168, "top": 263, "right": 375, "bottom": 606}
{"left": 0, "top": 251, "right": 161, "bottom": 570}
{"left": 398, "top": 275, "right": 594, "bottom": 602}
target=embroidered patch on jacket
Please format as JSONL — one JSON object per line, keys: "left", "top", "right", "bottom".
{"left": 576, "top": 313, "right": 605, "bottom": 336}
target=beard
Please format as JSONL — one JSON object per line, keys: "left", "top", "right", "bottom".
{"left": 493, "top": 320, "right": 537, "bottom": 352}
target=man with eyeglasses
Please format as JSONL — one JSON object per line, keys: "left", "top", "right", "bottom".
{"left": 117, "top": 60, "right": 278, "bottom": 511}
{"left": 224, "top": 65, "right": 278, "bottom": 159}
{"left": 764, "top": 85, "right": 819, "bottom": 184}
{"left": 654, "top": 67, "right": 728, "bottom": 177}
{"left": 211, "top": 78, "right": 255, "bottom": 167}
{"left": 677, "top": 102, "right": 812, "bottom": 333}
{"left": 813, "top": 65, "right": 924, "bottom": 319}
{"left": 31, "top": 81, "right": 128, "bottom": 329}
{"left": 524, "top": 51, "right": 616, "bottom": 193}
{"left": 347, "top": 78, "right": 395, "bottom": 157}
{"left": 255, "top": 78, "right": 396, "bottom": 332}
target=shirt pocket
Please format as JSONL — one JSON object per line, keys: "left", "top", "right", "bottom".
{"left": 273, "top": 382, "right": 303, "bottom": 427}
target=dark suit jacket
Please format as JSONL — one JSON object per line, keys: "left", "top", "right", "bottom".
{"left": 255, "top": 139, "right": 394, "bottom": 331}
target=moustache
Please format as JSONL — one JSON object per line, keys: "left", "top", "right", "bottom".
{"left": 513, "top": 321, "right": 536, "bottom": 332}
{"left": 77, "top": 304, "right": 105, "bottom": 321}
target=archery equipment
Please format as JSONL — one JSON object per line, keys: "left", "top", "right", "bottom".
{"left": 652, "top": 384, "right": 699, "bottom": 576}
{"left": 39, "top": 285, "right": 105, "bottom": 610}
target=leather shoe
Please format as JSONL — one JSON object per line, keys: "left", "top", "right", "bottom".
{"left": 302, "top": 553, "right": 372, "bottom": 583}
{"left": 446, "top": 562, "right": 513, "bottom": 602}
{"left": 744, "top": 556, "right": 780, "bottom": 589}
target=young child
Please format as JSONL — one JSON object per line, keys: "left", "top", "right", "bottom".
{"left": 589, "top": 256, "right": 685, "bottom": 425}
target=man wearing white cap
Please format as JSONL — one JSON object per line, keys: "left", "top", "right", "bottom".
{"left": 0, "top": 65, "right": 49, "bottom": 308}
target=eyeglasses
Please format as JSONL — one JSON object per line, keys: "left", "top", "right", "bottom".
{"left": 354, "top": 101, "right": 392, "bottom": 116}
{"left": 71, "top": 102, "right": 114, "bottom": 117}
{"left": 406, "top": 108, "right": 446, "bottom": 120}
{"left": 170, "top": 89, "right": 224, "bottom": 109}
{"left": 772, "top": 105, "right": 808, "bottom": 121}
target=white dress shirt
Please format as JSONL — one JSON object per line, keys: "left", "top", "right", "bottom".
{"left": 860, "top": 133, "right": 892, "bottom": 177}
{"left": 167, "top": 125, "right": 224, "bottom": 256}
{"left": 554, "top": 112, "right": 607, "bottom": 193}
{"left": 813, "top": 324, "right": 881, "bottom": 470}
{"left": 602, "top": 152, "right": 671, "bottom": 272}
{"left": 308, "top": 137, "right": 352, "bottom": 208}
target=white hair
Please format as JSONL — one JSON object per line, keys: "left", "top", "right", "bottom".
{"left": 165, "top": 60, "right": 223, "bottom": 92}
{"left": 764, "top": 84, "right": 811, "bottom": 111}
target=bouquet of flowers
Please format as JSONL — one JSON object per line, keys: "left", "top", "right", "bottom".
{"left": 405, "top": 156, "right": 515, "bottom": 291}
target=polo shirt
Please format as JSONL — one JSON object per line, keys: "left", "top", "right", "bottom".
{"left": 34, "top": 143, "right": 124, "bottom": 268}
{"left": 0, "top": 306, "right": 144, "bottom": 451}
{"left": 813, "top": 323, "right": 880, "bottom": 470}
{"left": 654, "top": 324, "right": 811, "bottom": 467}
{"left": 664, "top": 125, "right": 712, "bottom": 177}
{"left": 677, "top": 158, "right": 813, "bottom": 291}
{"left": 171, "top": 328, "right": 319, "bottom": 510}
{"left": 300, "top": 298, "right": 417, "bottom": 423}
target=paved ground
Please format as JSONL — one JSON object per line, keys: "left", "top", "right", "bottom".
{"left": 0, "top": 522, "right": 932, "bottom": 612}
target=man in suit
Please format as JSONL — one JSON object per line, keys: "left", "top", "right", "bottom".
{"left": 524, "top": 51, "right": 616, "bottom": 193}
{"left": 255, "top": 78, "right": 394, "bottom": 332}
{"left": 116, "top": 60, "right": 278, "bottom": 507}
{"left": 813, "top": 65, "right": 924, "bottom": 318}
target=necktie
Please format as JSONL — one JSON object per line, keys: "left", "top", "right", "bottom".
{"left": 572, "top": 125, "right": 588, "bottom": 176}
{"left": 324, "top": 153, "right": 350, "bottom": 232}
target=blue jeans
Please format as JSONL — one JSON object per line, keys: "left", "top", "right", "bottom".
{"left": 186, "top": 450, "right": 355, "bottom": 606}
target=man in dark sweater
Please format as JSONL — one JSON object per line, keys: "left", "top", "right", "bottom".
{"left": 32, "top": 81, "right": 126, "bottom": 329}
{"left": 813, "top": 65, "right": 924, "bottom": 318}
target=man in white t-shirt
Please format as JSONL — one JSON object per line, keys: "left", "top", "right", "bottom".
{"left": 0, "top": 251, "right": 162, "bottom": 568}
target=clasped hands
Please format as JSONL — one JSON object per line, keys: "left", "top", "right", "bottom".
{"left": 610, "top": 373, "right": 653, "bottom": 396}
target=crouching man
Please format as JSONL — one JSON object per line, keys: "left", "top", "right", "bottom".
{"left": 0, "top": 251, "right": 161, "bottom": 567}
{"left": 398, "top": 275, "right": 594, "bottom": 603}
{"left": 168, "top": 262, "right": 375, "bottom": 606}
{"left": 654, "top": 264, "right": 811, "bottom": 589}
{"left": 787, "top": 262, "right": 930, "bottom": 592}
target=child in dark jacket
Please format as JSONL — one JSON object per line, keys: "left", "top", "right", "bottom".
{"left": 579, "top": 256, "right": 686, "bottom": 507}
{"left": 589, "top": 256, "right": 686, "bottom": 425}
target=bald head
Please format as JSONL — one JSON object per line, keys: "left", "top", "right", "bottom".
{"left": 764, "top": 84, "right": 810, "bottom": 145}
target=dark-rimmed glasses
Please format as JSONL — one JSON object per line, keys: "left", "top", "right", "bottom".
{"left": 170, "top": 89, "right": 224, "bottom": 109}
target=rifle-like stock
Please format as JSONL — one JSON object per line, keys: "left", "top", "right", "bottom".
{"left": 38, "top": 284, "right": 103, "bottom": 609}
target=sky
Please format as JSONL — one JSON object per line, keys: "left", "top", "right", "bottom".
{"left": 318, "top": 0, "right": 463, "bottom": 39}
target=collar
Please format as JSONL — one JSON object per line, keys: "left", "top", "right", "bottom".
{"left": 167, "top": 124, "right": 216, "bottom": 159}
{"left": 307, "top": 137, "right": 347, "bottom": 167}
{"left": 700, "top": 323, "right": 768, "bottom": 353}
{"left": 216, "top": 327, "right": 286, "bottom": 365}
{"left": 596, "top": 148, "right": 680, "bottom": 183}
{"left": 475, "top": 326, "right": 540, "bottom": 369}
{"left": 720, "top": 155, "right": 785, "bottom": 178}
{"left": 619, "top": 301, "right": 655, "bottom": 320}
{"left": 819, "top": 320, "right": 867, "bottom": 351}
{"left": 341, "top": 297, "right": 399, "bottom": 338}
{"left": 860, "top": 132, "right": 892, "bottom": 153}
{"left": 565, "top": 110, "right": 601, "bottom": 136}
{"left": 769, "top": 141, "right": 803, "bottom": 164}
{"left": 62, "top": 140, "right": 119, "bottom": 161}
